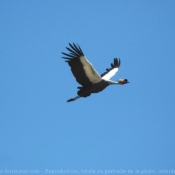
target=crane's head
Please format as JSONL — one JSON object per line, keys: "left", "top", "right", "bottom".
{"left": 118, "top": 79, "right": 129, "bottom": 85}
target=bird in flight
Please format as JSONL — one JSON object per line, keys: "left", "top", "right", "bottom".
{"left": 62, "top": 43, "right": 129, "bottom": 102}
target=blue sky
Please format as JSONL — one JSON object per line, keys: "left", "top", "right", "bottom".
{"left": 0, "top": 0, "right": 175, "bottom": 174}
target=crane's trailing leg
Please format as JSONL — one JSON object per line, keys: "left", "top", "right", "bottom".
{"left": 67, "top": 95, "right": 81, "bottom": 102}
{"left": 67, "top": 89, "right": 92, "bottom": 102}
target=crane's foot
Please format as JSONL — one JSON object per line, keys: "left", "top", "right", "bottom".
{"left": 67, "top": 98, "right": 75, "bottom": 102}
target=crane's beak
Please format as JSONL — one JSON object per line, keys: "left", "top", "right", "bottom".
{"left": 122, "top": 82, "right": 129, "bottom": 85}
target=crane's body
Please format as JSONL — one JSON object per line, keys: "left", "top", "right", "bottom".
{"left": 62, "top": 43, "right": 129, "bottom": 102}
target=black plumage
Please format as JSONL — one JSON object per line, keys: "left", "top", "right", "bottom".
{"left": 62, "top": 43, "right": 93, "bottom": 87}
{"left": 62, "top": 43, "right": 129, "bottom": 102}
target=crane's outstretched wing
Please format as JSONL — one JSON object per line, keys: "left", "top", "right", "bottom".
{"left": 62, "top": 43, "right": 102, "bottom": 86}
{"left": 101, "top": 58, "right": 121, "bottom": 80}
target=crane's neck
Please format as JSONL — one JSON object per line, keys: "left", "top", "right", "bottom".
{"left": 107, "top": 80, "right": 120, "bottom": 85}
{"left": 107, "top": 79, "right": 129, "bottom": 85}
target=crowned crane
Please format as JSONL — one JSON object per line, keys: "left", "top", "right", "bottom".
{"left": 62, "top": 43, "right": 129, "bottom": 102}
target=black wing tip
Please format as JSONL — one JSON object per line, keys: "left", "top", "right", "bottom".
{"left": 100, "top": 58, "right": 121, "bottom": 77}
{"left": 62, "top": 43, "right": 84, "bottom": 60}
{"left": 114, "top": 58, "right": 121, "bottom": 68}
{"left": 66, "top": 43, "right": 84, "bottom": 56}
{"left": 69, "top": 43, "right": 75, "bottom": 48}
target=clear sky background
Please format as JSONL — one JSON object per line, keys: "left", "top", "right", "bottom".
{"left": 0, "top": 0, "right": 175, "bottom": 174}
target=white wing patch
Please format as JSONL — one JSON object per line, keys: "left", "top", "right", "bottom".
{"left": 80, "top": 56, "right": 102, "bottom": 84}
{"left": 102, "top": 67, "right": 119, "bottom": 80}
